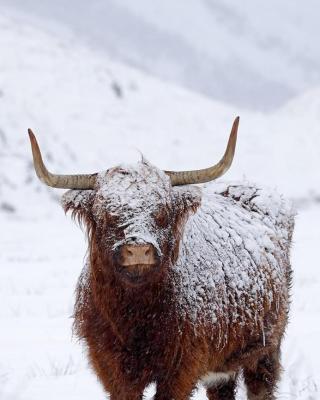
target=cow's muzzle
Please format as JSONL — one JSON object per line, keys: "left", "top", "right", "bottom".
{"left": 115, "top": 243, "right": 160, "bottom": 285}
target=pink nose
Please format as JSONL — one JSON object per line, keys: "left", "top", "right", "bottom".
{"left": 119, "top": 244, "right": 156, "bottom": 266}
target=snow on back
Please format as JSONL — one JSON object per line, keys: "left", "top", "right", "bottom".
{"left": 173, "top": 181, "right": 295, "bottom": 339}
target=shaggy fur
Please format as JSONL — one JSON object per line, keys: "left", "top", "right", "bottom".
{"left": 61, "top": 163, "right": 294, "bottom": 400}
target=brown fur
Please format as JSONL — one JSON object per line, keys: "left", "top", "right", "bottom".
{"left": 63, "top": 177, "right": 292, "bottom": 400}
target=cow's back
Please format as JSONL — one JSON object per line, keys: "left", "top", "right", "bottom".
{"left": 172, "top": 182, "right": 295, "bottom": 351}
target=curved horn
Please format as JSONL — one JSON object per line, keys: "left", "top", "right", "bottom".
{"left": 28, "top": 129, "right": 97, "bottom": 189}
{"left": 165, "top": 116, "right": 239, "bottom": 186}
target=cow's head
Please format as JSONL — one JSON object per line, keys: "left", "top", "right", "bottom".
{"left": 61, "top": 162, "right": 202, "bottom": 286}
{"left": 28, "top": 117, "right": 239, "bottom": 286}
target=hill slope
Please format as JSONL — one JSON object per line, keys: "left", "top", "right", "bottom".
{"left": 0, "top": 8, "right": 319, "bottom": 218}
{"left": 2, "top": 0, "right": 320, "bottom": 110}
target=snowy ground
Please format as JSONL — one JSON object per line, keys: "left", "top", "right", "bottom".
{"left": 0, "top": 6, "right": 319, "bottom": 400}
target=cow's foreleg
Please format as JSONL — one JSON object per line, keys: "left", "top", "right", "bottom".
{"left": 109, "top": 389, "right": 143, "bottom": 400}
{"left": 154, "top": 384, "right": 196, "bottom": 400}
{"left": 88, "top": 347, "right": 145, "bottom": 400}
{"left": 154, "top": 370, "right": 197, "bottom": 400}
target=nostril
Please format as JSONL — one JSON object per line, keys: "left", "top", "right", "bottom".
{"left": 120, "top": 244, "right": 156, "bottom": 267}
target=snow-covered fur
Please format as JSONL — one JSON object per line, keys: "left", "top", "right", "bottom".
{"left": 62, "top": 161, "right": 295, "bottom": 400}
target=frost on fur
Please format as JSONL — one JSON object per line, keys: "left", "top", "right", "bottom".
{"left": 61, "top": 161, "right": 295, "bottom": 399}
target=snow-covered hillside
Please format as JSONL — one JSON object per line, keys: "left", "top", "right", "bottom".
{"left": 0, "top": 7, "right": 319, "bottom": 218}
{"left": 2, "top": 0, "right": 320, "bottom": 110}
{"left": 0, "top": 6, "right": 319, "bottom": 400}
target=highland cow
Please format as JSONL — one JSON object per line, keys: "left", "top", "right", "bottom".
{"left": 28, "top": 117, "right": 294, "bottom": 400}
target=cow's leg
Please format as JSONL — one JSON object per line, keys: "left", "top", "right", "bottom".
{"left": 109, "top": 389, "right": 143, "bottom": 400}
{"left": 154, "top": 385, "right": 195, "bottom": 400}
{"left": 243, "top": 350, "right": 281, "bottom": 400}
{"left": 96, "top": 370, "right": 144, "bottom": 400}
{"left": 154, "top": 370, "right": 197, "bottom": 400}
{"left": 206, "top": 377, "right": 237, "bottom": 400}
{"left": 88, "top": 349, "right": 145, "bottom": 400}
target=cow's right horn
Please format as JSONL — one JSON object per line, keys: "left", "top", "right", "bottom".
{"left": 28, "top": 129, "right": 97, "bottom": 189}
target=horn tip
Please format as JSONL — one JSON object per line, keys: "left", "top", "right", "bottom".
{"left": 28, "top": 128, "right": 35, "bottom": 139}
{"left": 230, "top": 116, "right": 240, "bottom": 138}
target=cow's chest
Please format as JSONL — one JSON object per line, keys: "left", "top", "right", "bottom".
{"left": 113, "top": 309, "right": 181, "bottom": 380}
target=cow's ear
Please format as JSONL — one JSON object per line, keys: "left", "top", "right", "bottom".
{"left": 172, "top": 186, "right": 202, "bottom": 215}
{"left": 61, "top": 189, "right": 95, "bottom": 221}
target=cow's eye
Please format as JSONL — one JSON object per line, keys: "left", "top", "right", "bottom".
{"left": 154, "top": 208, "right": 170, "bottom": 228}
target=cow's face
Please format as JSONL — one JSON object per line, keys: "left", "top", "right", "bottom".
{"left": 62, "top": 161, "right": 201, "bottom": 286}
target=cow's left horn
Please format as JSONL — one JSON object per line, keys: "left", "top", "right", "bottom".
{"left": 165, "top": 116, "right": 239, "bottom": 186}
{"left": 28, "top": 129, "right": 97, "bottom": 189}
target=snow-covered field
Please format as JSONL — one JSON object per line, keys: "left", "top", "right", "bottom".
{"left": 0, "top": 6, "right": 319, "bottom": 400}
